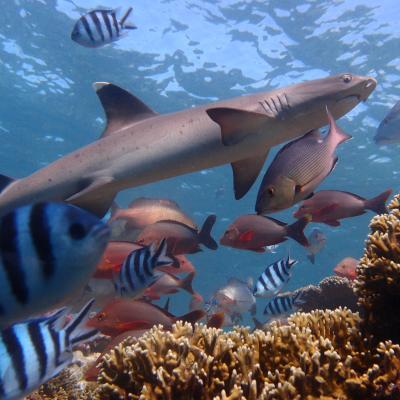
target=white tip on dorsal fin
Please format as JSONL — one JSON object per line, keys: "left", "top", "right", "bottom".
{"left": 93, "top": 82, "right": 158, "bottom": 138}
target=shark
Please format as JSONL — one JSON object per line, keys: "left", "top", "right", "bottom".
{"left": 0, "top": 73, "right": 376, "bottom": 217}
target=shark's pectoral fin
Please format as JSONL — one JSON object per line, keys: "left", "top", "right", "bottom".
{"left": 67, "top": 177, "right": 116, "bottom": 217}
{"left": 93, "top": 82, "right": 158, "bottom": 138}
{"left": 206, "top": 107, "right": 271, "bottom": 146}
{"left": 231, "top": 151, "right": 269, "bottom": 199}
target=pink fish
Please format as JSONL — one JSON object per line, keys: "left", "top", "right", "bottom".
{"left": 143, "top": 272, "right": 195, "bottom": 300}
{"left": 86, "top": 298, "right": 205, "bottom": 337}
{"left": 294, "top": 189, "right": 392, "bottom": 226}
{"left": 333, "top": 257, "right": 358, "bottom": 280}
{"left": 220, "top": 214, "right": 309, "bottom": 251}
{"left": 136, "top": 215, "right": 218, "bottom": 254}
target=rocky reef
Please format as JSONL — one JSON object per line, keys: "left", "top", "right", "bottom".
{"left": 354, "top": 194, "right": 400, "bottom": 343}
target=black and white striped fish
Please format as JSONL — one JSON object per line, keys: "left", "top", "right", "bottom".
{"left": 263, "top": 291, "right": 305, "bottom": 317}
{"left": 71, "top": 7, "right": 136, "bottom": 48}
{"left": 113, "top": 239, "right": 177, "bottom": 298}
{"left": 0, "top": 299, "right": 98, "bottom": 400}
{"left": 253, "top": 255, "right": 297, "bottom": 297}
{"left": 0, "top": 202, "right": 110, "bottom": 327}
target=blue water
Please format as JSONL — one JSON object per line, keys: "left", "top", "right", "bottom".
{"left": 1, "top": 0, "right": 399, "bottom": 320}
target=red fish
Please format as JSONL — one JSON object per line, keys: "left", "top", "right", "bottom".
{"left": 143, "top": 272, "right": 195, "bottom": 300}
{"left": 293, "top": 189, "right": 392, "bottom": 226}
{"left": 333, "top": 257, "right": 358, "bottom": 280}
{"left": 94, "top": 241, "right": 142, "bottom": 279}
{"left": 220, "top": 214, "right": 309, "bottom": 251}
{"left": 108, "top": 198, "right": 197, "bottom": 242}
{"left": 136, "top": 215, "right": 218, "bottom": 254}
{"left": 86, "top": 298, "right": 205, "bottom": 337}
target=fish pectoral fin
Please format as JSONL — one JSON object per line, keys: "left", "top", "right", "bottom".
{"left": 206, "top": 107, "right": 272, "bottom": 146}
{"left": 67, "top": 176, "right": 116, "bottom": 217}
{"left": 93, "top": 82, "right": 158, "bottom": 138}
{"left": 231, "top": 150, "right": 270, "bottom": 199}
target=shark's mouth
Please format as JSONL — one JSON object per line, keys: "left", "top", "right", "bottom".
{"left": 336, "top": 94, "right": 361, "bottom": 108}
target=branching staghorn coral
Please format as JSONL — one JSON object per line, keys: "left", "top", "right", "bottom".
{"left": 354, "top": 194, "right": 400, "bottom": 343}
{"left": 90, "top": 308, "right": 400, "bottom": 400}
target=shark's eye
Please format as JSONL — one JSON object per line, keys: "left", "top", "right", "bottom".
{"left": 342, "top": 74, "right": 352, "bottom": 83}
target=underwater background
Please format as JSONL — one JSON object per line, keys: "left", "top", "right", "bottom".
{"left": 0, "top": 0, "right": 399, "bottom": 320}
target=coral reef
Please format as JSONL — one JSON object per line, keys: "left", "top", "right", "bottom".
{"left": 87, "top": 308, "right": 400, "bottom": 400}
{"left": 354, "top": 194, "right": 400, "bottom": 343}
{"left": 297, "top": 275, "right": 360, "bottom": 313}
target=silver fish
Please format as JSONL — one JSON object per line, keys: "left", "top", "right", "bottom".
{"left": 256, "top": 107, "right": 352, "bottom": 214}
{"left": 374, "top": 101, "right": 400, "bottom": 145}
{"left": 306, "top": 228, "right": 326, "bottom": 264}
{"left": 71, "top": 7, "right": 136, "bottom": 48}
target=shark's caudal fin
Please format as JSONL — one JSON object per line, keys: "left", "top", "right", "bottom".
{"left": 93, "top": 82, "right": 158, "bottom": 138}
{"left": 206, "top": 107, "right": 271, "bottom": 199}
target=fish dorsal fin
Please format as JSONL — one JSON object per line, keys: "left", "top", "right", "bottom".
{"left": 94, "top": 82, "right": 158, "bottom": 138}
{"left": 156, "top": 219, "right": 198, "bottom": 233}
{"left": 275, "top": 129, "right": 322, "bottom": 158}
{"left": 231, "top": 150, "right": 269, "bottom": 199}
{"left": 206, "top": 107, "right": 272, "bottom": 146}
{"left": 262, "top": 216, "right": 287, "bottom": 227}
{"left": 129, "top": 197, "right": 181, "bottom": 210}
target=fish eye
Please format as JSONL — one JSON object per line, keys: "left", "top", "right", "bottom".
{"left": 69, "top": 223, "right": 87, "bottom": 240}
{"left": 97, "top": 312, "right": 106, "bottom": 321}
{"left": 267, "top": 186, "right": 275, "bottom": 196}
{"left": 342, "top": 74, "right": 352, "bottom": 83}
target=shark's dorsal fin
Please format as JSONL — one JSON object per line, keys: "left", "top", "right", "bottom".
{"left": 231, "top": 151, "right": 269, "bottom": 199}
{"left": 94, "top": 82, "right": 158, "bottom": 138}
{"left": 206, "top": 107, "right": 271, "bottom": 146}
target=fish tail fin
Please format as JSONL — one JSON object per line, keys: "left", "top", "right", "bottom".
{"left": 286, "top": 217, "right": 310, "bottom": 247}
{"left": 176, "top": 309, "right": 205, "bottom": 325}
{"left": 180, "top": 272, "right": 195, "bottom": 295}
{"left": 199, "top": 214, "right": 218, "bottom": 250}
{"left": 0, "top": 174, "right": 15, "bottom": 193}
{"left": 64, "top": 299, "right": 98, "bottom": 346}
{"left": 293, "top": 290, "right": 306, "bottom": 306}
{"left": 152, "top": 238, "right": 178, "bottom": 269}
{"left": 307, "top": 253, "right": 315, "bottom": 264}
{"left": 365, "top": 189, "right": 392, "bottom": 214}
{"left": 207, "top": 311, "right": 225, "bottom": 329}
{"left": 119, "top": 7, "right": 136, "bottom": 29}
{"left": 325, "top": 106, "right": 352, "bottom": 144}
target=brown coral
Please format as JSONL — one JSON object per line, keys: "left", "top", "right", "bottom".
{"left": 89, "top": 308, "right": 400, "bottom": 400}
{"left": 297, "top": 275, "right": 360, "bottom": 314}
{"left": 354, "top": 194, "right": 400, "bottom": 343}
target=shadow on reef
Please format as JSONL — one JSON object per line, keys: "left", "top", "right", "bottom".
{"left": 28, "top": 195, "right": 400, "bottom": 400}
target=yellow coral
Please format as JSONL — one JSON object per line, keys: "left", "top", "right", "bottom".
{"left": 89, "top": 308, "right": 400, "bottom": 400}
{"left": 354, "top": 193, "right": 400, "bottom": 342}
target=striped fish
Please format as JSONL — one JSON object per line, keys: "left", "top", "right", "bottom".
{"left": 253, "top": 255, "right": 297, "bottom": 297}
{"left": 71, "top": 7, "right": 136, "bottom": 48}
{"left": 114, "top": 239, "right": 177, "bottom": 299}
{"left": 0, "top": 299, "right": 98, "bottom": 400}
{"left": 0, "top": 202, "right": 110, "bottom": 327}
{"left": 263, "top": 291, "right": 305, "bottom": 317}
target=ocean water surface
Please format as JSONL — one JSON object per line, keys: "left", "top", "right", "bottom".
{"left": 0, "top": 0, "right": 399, "bottom": 319}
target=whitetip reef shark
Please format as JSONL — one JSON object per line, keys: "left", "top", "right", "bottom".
{"left": 0, "top": 73, "right": 376, "bottom": 217}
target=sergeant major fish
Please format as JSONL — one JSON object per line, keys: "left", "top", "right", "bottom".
{"left": 263, "top": 291, "right": 305, "bottom": 318}
{"left": 0, "top": 299, "right": 98, "bottom": 400}
{"left": 113, "top": 239, "right": 177, "bottom": 299}
{"left": 71, "top": 7, "right": 136, "bottom": 48}
{"left": 256, "top": 107, "right": 352, "bottom": 214}
{"left": 253, "top": 255, "right": 297, "bottom": 298}
{"left": 0, "top": 202, "right": 109, "bottom": 327}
